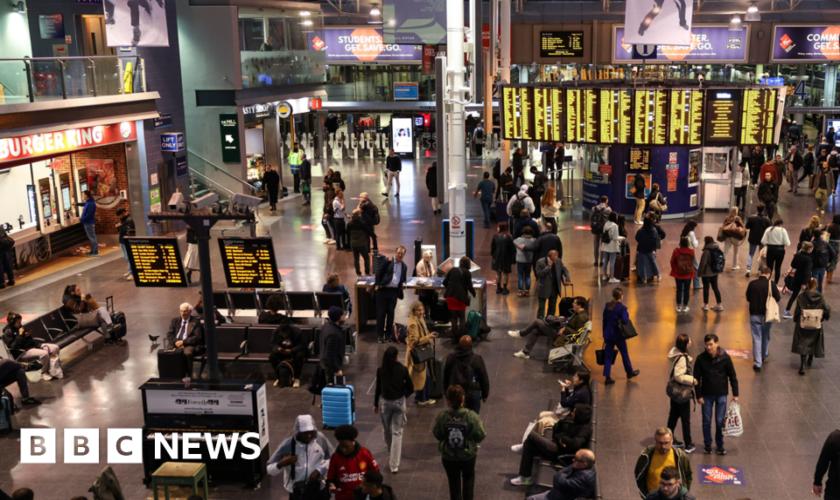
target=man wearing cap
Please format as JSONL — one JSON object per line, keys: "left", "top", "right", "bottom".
{"left": 267, "top": 414, "right": 334, "bottom": 498}
{"left": 320, "top": 306, "right": 347, "bottom": 383}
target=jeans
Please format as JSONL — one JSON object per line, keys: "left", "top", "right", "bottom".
{"left": 675, "top": 278, "right": 691, "bottom": 306}
{"left": 692, "top": 259, "right": 701, "bottom": 288}
{"left": 416, "top": 366, "right": 431, "bottom": 402}
{"left": 520, "top": 319, "right": 559, "bottom": 355}
{"left": 701, "top": 394, "right": 728, "bottom": 448}
{"left": 376, "top": 289, "right": 399, "bottom": 340}
{"left": 603, "top": 336, "right": 633, "bottom": 378}
{"left": 813, "top": 267, "right": 827, "bottom": 293}
{"left": 120, "top": 244, "right": 131, "bottom": 273}
{"left": 667, "top": 399, "right": 692, "bottom": 446}
{"left": 520, "top": 432, "right": 560, "bottom": 477}
{"left": 0, "top": 251, "right": 14, "bottom": 285}
{"left": 536, "top": 289, "right": 559, "bottom": 319}
{"left": 302, "top": 188, "right": 311, "bottom": 203}
{"left": 83, "top": 224, "right": 98, "bottom": 254}
{"left": 480, "top": 199, "right": 492, "bottom": 227}
{"left": 465, "top": 391, "right": 482, "bottom": 414}
{"left": 352, "top": 248, "right": 370, "bottom": 275}
{"left": 517, "top": 262, "right": 532, "bottom": 291}
{"left": 333, "top": 218, "right": 347, "bottom": 250}
{"left": 746, "top": 243, "right": 763, "bottom": 272}
{"left": 322, "top": 217, "right": 334, "bottom": 240}
{"left": 380, "top": 397, "right": 407, "bottom": 469}
{"left": 637, "top": 252, "right": 659, "bottom": 279}
{"left": 593, "top": 234, "right": 601, "bottom": 262}
{"left": 602, "top": 251, "right": 617, "bottom": 276}
{"left": 765, "top": 246, "right": 786, "bottom": 283}
{"left": 442, "top": 456, "right": 476, "bottom": 500}
{"left": 702, "top": 275, "right": 722, "bottom": 304}
{"left": 749, "top": 314, "right": 772, "bottom": 367}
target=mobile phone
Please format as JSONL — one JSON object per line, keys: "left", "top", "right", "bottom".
{"left": 557, "top": 379, "right": 568, "bottom": 387}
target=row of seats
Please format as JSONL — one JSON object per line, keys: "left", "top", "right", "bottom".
{"left": 6, "top": 298, "right": 116, "bottom": 355}
{"left": 212, "top": 290, "right": 348, "bottom": 319}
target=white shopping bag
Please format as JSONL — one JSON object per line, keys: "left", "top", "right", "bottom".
{"left": 49, "top": 357, "right": 63, "bottom": 379}
{"left": 521, "top": 420, "right": 537, "bottom": 444}
{"left": 722, "top": 401, "right": 743, "bottom": 437}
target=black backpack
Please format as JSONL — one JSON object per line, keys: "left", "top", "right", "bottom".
{"left": 368, "top": 203, "right": 381, "bottom": 225}
{"left": 276, "top": 360, "right": 294, "bottom": 388}
{"left": 815, "top": 242, "right": 830, "bottom": 268}
{"left": 510, "top": 195, "right": 525, "bottom": 218}
{"left": 0, "top": 235, "right": 13, "bottom": 253}
{"left": 449, "top": 358, "right": 476, "bottom": 393}
{"left": 601, "top": 228, "right": 612, "bottom": 244}
{"left": 709, "top": 247, "right": 726, "bottom": 273}
{"left": 591, "top": 207, "right": 606, "bottom": 234}
{"left": 443, "top": 411, "right": 469, "bottom": 449}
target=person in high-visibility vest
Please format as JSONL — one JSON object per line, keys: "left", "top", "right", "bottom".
{"left": 288, "top": 147, "right": 302, "bottom": 193}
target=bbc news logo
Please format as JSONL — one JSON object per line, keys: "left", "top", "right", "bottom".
{"left": 20, "top": 429, "right": 262, "bottom": 464}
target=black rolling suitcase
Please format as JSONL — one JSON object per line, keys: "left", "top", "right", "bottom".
{"left": 614, "top": 242, "right": 631, "bottom": 281}
{"left": 431, "top": 297, "right": 450, "bottom": 324}
{"left": 157, "top": 349, "right": 189, "bottom": 378}
{"left": 106, "top": 296, "right": 126, "bottom": 341}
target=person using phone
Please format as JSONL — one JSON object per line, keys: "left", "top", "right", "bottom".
{"left": 267, "top": 414, "right": 333, "bottom": 499}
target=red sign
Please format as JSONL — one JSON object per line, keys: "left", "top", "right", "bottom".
{"left": 667, "top": 164, "right": 679, "bottom": 192}
{"left": 423, "top": 45, "right": 437, "bottom": 76}
{"left": 0, "top": 122, "right": 137, "bottom": 165}
{"left": 668, "top": 178, "right": 677, "bottom": 191}
{"left": 49, "top": 159, "right": 63, "bottom": 170}
{"left": 310, "top": 98, "right": 322, "bottom": 110}
{"left": 598, "top": 164, "right": 612, "bottom": 175}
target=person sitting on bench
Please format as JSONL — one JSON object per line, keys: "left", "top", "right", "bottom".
{"left": 270, "top": 319, "right": 304, "bottom": 388}
{"left": 259, "top": 295, "right": 289, "bottom": 325}
{"left": 166, "top": 303, "right": 204, "bottom": 374}
{"left": 60, "top": 284, "right": 118, "bottom": 345}
{"left": 0, "top": 357, "right": 41, "bottom": 406}
{"left": 3, "top": 312, "right": 63, "bottom": 380}
{"left": 508, "top": 297, "right": 590, "bottom": 359}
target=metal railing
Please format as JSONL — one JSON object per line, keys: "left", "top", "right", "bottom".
{"left": 187, "top": 149, "right": 259, "bottom": 194}
{"left": 0, "top": 56, "right": 146, "bottom": 104}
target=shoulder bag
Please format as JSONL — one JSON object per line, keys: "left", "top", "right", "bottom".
{"left": 800, "top": 309, "right": 824, "bottom": 330}
{"left": 618, "top": 314, "right": 638, "bottom": 340}
{"left": 665, "top": 355, "right": 694, "bottom": 404}
{"left": 411, "top": 339, "right": 435, "bottom": 365}
{"left": 765, "top": 279, "right": 781, "bottom": 323}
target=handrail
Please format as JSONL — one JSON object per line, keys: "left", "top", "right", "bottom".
{"left": 186, "top": 149, "right": 258, "bottom": 193}
{"left": 188, "top": 167, "right": 237, "bottom": 197}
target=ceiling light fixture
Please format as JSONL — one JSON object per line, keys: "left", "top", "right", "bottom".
{"left": 729, "top": 14, "right": 742, "bottom": 31}
{"left": 300, "top": 10, "right": 311, "bottom": 16}
{"left": 15, "top": 1, "right": 25, "bottom": 13}
{"left": 368, "top": 4, "right": 383, "bottom": 24}
{"left": 301, "top": 19, "right": 313, "bottom": 26}
{"left": 745, "top": 2, "right": 760, "bottom": 21}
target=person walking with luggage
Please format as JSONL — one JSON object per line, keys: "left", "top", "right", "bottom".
{"left": 534, "top": 250, "right": 570, "bottom": 319}
{"left": 288, "top": 147, "right": 302, "bottom": 193}
{"left": 784, "top": 242, "right": 814, "bottom": 319}
{"left": 406, "top": 301, "right": 438, "bottom": 405}
{"left": 602, "top": 287, "right": 640, "bottom": 385}
{"left": 600, "top": 212, "right": 622, "bottom": 284}
{"left": 375, "top": 246, "right": 408, "bottom": 343}
{"left": 590, "top": 196, "right": 611, "bottom": 267}
{"left": 811, "top": 230, "right": 836, "bottom": 294}
{"left": 761, "top": 217, "right": 791, "bottom": 283}
{"left": 792, "top": 277, "right": 831, "bottom": 376}
{"left": 262, "top": 164, "right": 280, "bottom": 210}
{"left": 300, "top": 154, "right": 312, "bottom": 206}
{"left": 320, "top": 307, "right": 347, "bottom": 382}
{"left": 266, "top": 414, "right": 333, "bottom": 498}
{"left": 474, "top": 172, "right": 496, "bottom": 228}
{"left": 745, "top": 203, "right": 771, "bottom": 277}
{"left": 814, "top": 430, "right": 840, "bottom": 500}
{"left": 720, "top": 207, "right": 745, "bottom": 271}
{"left": 427, "top": 162, "right": 441, "bottom": 214}
{"left": 636, "top": 217, "right": 660, "bottom": 284}
{"left": 443, "top": 336, "right": 489, "bottom": 414}
{"left": 670, "top": 238, "right": 696, "bottom": 313}
{"left": 633, "top": 173, "right": 647, "bottom": 224}
{"left": 443, "top": 257, "right": 476, "bottom": 339}
{"left": 694, "top": 334, "right": 739, "bottom": 455}
{"left": 746, "top": 267, "right": 781, "bottom": 372}
{"left": 327, "top": 425, "right": 380, "bottom": 500}
{"left": 758, "top": 172, "right": 779, "bottom": 219}
{"left": 348, "top": 214, "right": 375, "bottom": 278}
{"left": 666, "top": 335, "right": 697, "bottom": 454}
{"left": 375, "top": 346, "right": 414, "bottom": 473}
{"left": 698, "top": 236, "right": 725, "bottom": 312}
{"left": 115, "top": 208, "right": 135, "bottom": 281}
{"left": 76, "top": 190, "right": 99, "bottom": 257}
{"left": 333, "top": 189, "right": 351, "bottom": 251}
{"left": 812, "top": 159, "right": 835, "bottom": 215}
{"left": 634, "top": 428, "right": 694, "bottom": 498}
{"left": 383, "top": 150, "right": 402, "bottom": 197}
{"left": 491, "top": 222, "right": 516, "bottom": 295}
{"left": 433, "top": 385, "right": 486, "bottom": 500}
{"left": 514, "top": 227, "right": 538, "bottom": 297}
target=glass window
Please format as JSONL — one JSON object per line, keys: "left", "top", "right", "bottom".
{"left": 239, "top": 18, "right": 265, "bottom": 51}
{"left": 266, "top": 18, "right": 286, "bottom": 51}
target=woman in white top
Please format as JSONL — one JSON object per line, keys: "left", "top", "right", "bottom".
{"left": 540, "top": 187, "right": 562, "bottom": 234}
{"left": 734, "top": 160, "right": 750, "bottom": 212}
{"left": 600, "top": 212, "right": 622, "bottom": 283}
{"left": 680, "top": 220, "right": 702, "bottom": 289}
{"left": 415, "top": 249, "right": 436, "bottom": 319}
{"left": 761, "top": 217, "right": 792, "bottom": 283}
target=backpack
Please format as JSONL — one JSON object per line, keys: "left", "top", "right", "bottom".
{"left": 510, "top": 195, "right": 525, "bottom": 218}
{"left": 276, "top": 360, "right": 294, "bottom": 388}
{"left": 814, "top": 242, "right": 830, "bottom": 268}
{"left": 449, "top": 358, "right": 476, "bottom": 393}
{"left": 0, "top": 234, "right": 14, "bottom": 253}
{"left": 590, "top": 206, "right": 606, "bottom": 234}
{"left": 600, "top": 228, "right": 612, "bottom": 244}
{"left": 492, "top": 159, "right": 501, "bottom": 179}
{"left": 709, "top": 247, "right": 726, "bottom": 273}
{"left": 368, "top": 203, "right": 381, "bottom": 225}
{"left": 800, "top": 308, "right": 824, "bottom": 330}
{"left": 676, "top": 253, "right": 694, "bottom": 275}
{"left": 443, "top": 411, "right": 469, "bottom": 449}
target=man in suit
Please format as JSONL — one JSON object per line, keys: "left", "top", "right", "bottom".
{"left": 534, "top": 250, "right": 570, "bottom": 320}
{"left": 374, "top": 246, "right": 408, "bottom": 344}
{"left": 167, "top": 303, "right": 204, "bottom": 374}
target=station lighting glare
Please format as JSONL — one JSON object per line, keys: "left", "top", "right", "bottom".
{"left": 729, "top": 14, "right": 742, "bottom": 31}
{"left": 301, "top": 19, "right": 313, "bottom": 26}
{"left": 300, "top": 11, "right": 311, "bottom": 16}
{"left": 15, "top": 0, "right": 25, "bottom": 13}
{"left": 745, "top": 2, "right": 760, "bottom": 21}
{"left": 370, "top": 5, "right": 381, "bottom": 15}
{"left": 368, "top": 3, "right": 383, "bottom": 24}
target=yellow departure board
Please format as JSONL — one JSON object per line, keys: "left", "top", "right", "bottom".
{"left": 600, "top": 89, "right": 633, "bottom": 144}
{"left": 669, "top": 90, "right": 705, "bottom": 145}
{"left": 630, "top": 148, "right": 651, "bottom": 170}
{"left": 539, "top": 31, "right": 584, "bottom": 58}
{"left": 566, "top": 89, "right": 583, "bottom": 143}
{"left": 580, "top": 90, "right": 600, "bottom": 143}
{"left": 633, "top": 90, "right": 668, "bottom": 145}
{"left": 549, "top": 88, "right": 564, "bottom": 142}
{"left": 704, "top": 90, "right": 741, "bottom": 146}
{"left": 502, "top": 86, "right": 520, "bottom": 140}
{"left": 740, "top": 89, "right": 777, "bottom": 145}
{"left": 533, "top": 88, "right": 547, "bottom": 142}
{"left": 519, "top": 87, "right": 534, "bottom": 141}
{"left": 218, "top": 237, "right": 280, "bottom": 288}
{"left": 125, "top": 237, "right": 187, "bottom": 287}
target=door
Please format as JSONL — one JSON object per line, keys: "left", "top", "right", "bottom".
{"left": 78, "top": 15, "right": 115, "bottom": 57}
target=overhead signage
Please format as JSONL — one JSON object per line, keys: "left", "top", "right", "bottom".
{"left": 614, "top": 26, "right": 749, "bottom": 63}
{"left": 539, "top": 31, "right": 584, "bottom": 58}
{"left": 219, "top": 114, "right": 241, "bottom": 163}
{"left": 383, "top": 0, "right": 447, "bottom": 45}
{"left": 704, "top": 90, "right": 742, "bottom": 146}
{"left": 125, "top": 237, "right": 187, "bottom": 288}
{"left": 772, "top": 25, "right": 840, "bottom": 61}
{"left": 160, "top": 132, "right": 185, "bottom": 153}
{"left": 740, "top": 89, "right": 777, "bottom": 146}
{"left": 243, "top": 103, "right": 275, "bottom": 122}
{"left": 277, "top": 102, "right": 292, "bottom": 119}
{"left": 629, "top": 148, "right": 651, "bottom": 170}
{"left": 600, "top": 89, "right": 633, "bottom": 144}
{"left": 0, "top": 122, "right": 137, "bottom": 165}
{"left": 633, "top": 89, "right": 668, "bottom": 145}
{"left": 307, "top": 28, "right": 423, "bottom": 64}
{"left": 39, "top": 14, "right": 65, "bottom": 39}
{"left": 394, "top": 82, "right": 419, "bottom": 100}
{"left": 153, "top": 113, "right": 172, "bottom": 129}
{"left": 761, "top": 77, "right": 785, "bottom": 86}
{"left": 145, "top": 389, "right": 254, "bottom": 415}
{"left": 218, "top": 237, "right": 280, "bottom": 288}
{"left": 669, "top": 90, "right": 704, "bottom": 146}
{"left": 310, "top": 98, "right": 323, "bottom": 110}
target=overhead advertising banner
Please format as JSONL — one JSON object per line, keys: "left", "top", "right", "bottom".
{"left": 0, "top": 122, "right": 137, "bottom": 165}
{"left": 772, "top": 25, "right": 840, "bottom": 61}
{"left": 382, "top": 0, "right": 447, "bottom": 45}
{"left": 103, "top": 0, "right": 169, "bottom": 47}
{"left": 391, "top": 117, "right": 414, "bottom": 154}
{"left": 307, "top": 28, "right": 422, "bottom": 64}
{"left": 624, "top": 0, "right": 693, "bottom": 45}
{"left": 614, "top": 26, "right": 748, "bottom": 63}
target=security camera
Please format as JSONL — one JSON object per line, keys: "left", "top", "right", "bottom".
{"left": 232, "top": 193, "right": 263, "bottom": 213}
{"left": 190, "top": 192, "right": 219, "bottom": 210}
{"left": 168, "top": 192, "right": 186, "bottom": 212}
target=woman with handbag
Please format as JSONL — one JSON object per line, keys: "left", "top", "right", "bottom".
{"left": 666, "top": 334, "right": 697, "bottom": 454}
{"left": 443, "top": 257, "right": 476, "bottom": 338}
{"left": 720, "top": 207, "right": 745, "bottom": 271}
{"left": 3, "top": 312, "right": 63, "bottom": 380}
{"left": 646, "top": 183, "right": 666, "bottom": 220}
{"left": 540, "top": 187, "right": 562, "bottom": 233}
{"left": 792, "top": 277, "right": 831, "bottom": 375}
{"left": 374, "top": 346, "right": 414, "bottom": 474}
{"left": 406, "top": 301, "right": 439, "bottom": 405}
{"left": 601, "top": 288, "right": 640, "bottom": 385}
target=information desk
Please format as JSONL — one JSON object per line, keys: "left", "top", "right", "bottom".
{"left": 353, "top": 276, "right": 488, "bottom": 333}
{"left": 140, "top": 379, "right": 269, "bottom": 487}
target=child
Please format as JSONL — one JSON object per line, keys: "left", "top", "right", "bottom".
{"left": 327, "top": 425, "right": 379, "bottom": 500}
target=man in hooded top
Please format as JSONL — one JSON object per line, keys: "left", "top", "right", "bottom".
{"left": 267, "top": 414, "right": 335, "bottom": 498}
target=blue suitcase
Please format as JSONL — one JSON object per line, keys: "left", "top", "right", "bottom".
{"left": 321, "top": 376, "right": 355, "bottom": 428}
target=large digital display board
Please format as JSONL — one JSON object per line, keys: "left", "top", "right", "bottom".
{"left": 629, "top": 148, "right": 652, "bottom": 170}
{"left": 740, "top": 89, "right": 778, "bottom": 145}
{"left": 218, "top": 237, "right": 280, "bottom": 288}
{"left": 125, "top": 237, "right": 187, "bottom": 288}
{"left": 540, "top": 31, "right": 584, "bottom": 58}
{"left": 391, "top": 117, "right": 414, "bottom": 154}
{"left": 600, "top": 89, "right": 633, "bottom": 144}
{"left": 669, "top": 90, "right": 705, "bottom": 145}
{"left": 307, "top": 28, "right": 423, "bottom": 63}
{"left": 633, "top": 90, "right": 668, "bottom": 145}
{"left": 566, "top": 89, "right": 583, "bottom": 143}
{"left": 704, "top": 90, "right": 742, "bottom": 146}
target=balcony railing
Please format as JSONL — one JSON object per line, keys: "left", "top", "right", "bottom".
{"left": 241, "top": 50, "right": 326, "bottom": 89}
{"left": 0, "top": 56, "right": 146, "bottom": 105}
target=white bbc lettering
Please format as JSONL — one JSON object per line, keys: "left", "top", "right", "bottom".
{"left": 21, "top": 429, "right": 56, "bottom": 464}
{"left": 107, "top": 429, "right": 143, "bottom": 464}
{"left": 64, "top": 428, "right": 99, "bottom": 464}
{"left": 240, "top": 433, "right": 261, "bottom": 459}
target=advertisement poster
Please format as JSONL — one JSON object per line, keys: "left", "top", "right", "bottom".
{"left": 308, "top": 28, "right": 422, "bottom": 63}
{"left": 145, "top": 390, "right": 254, "bottom": 416}
{"left": 87, "top": 159, "right": 122, "bottom": 209}
{"left": 667, "top": 164, "right": 680, "bottom": 192}
{"left": 38, "top": 14, "right": 65, "bottom": 39}
{"left": 391, "top": 118, "right": 414, "bottom": 154}
{"left": 697, "top": 465, "right": 746, "bottom": 486}
{"left": 614, "top": 26, "right": 748, "bottom": 62}
{"left": 623, "top": 0, "right": 693, "bottom": 45}
{"left": 625, "top": 173, "right": 651, "bottom": 199}
{"left": 688, "top": 150, "right": 701, "bottom": 187}
{"left": 104, "top": 0, "right": 169, "bottom": 47}
{"left": 394, "top": 82, "right": 419, "bottom": 100}
{"left": 383, "top": 0, "right": 447, "bottom": 45}
{"left": 772, "top": 25, "right": 840, "bottom": 61}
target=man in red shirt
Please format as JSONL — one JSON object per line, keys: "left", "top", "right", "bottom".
{"left": 327, "top": 425, "right": 380, "bottom": 500}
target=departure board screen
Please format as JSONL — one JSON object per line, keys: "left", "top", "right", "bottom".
{"left": 740, "top": 89, "right": 777, "bottom": 145}
{"left": 502, "top": 86, "right": 520, "bottom": 140}
{"left": 566, "top": 89, "right": 583, "bottom": 143}
{"left": 581, "top": 90, "right": 600, "bottom": 143}
{"left": 548, "top": 88, "right": 564, "bottom": 142}
{"left": 519, "top": 87, "right": 534, "bottom": 141}
{"left": 218, "top": 237, "right": 280, "bottom": 288}
{"left": 533, "top": 88, "right": 548, "bottom": 142}
{"left": 600, "top": 89, "right": 633, "bottom": 144}
{"left": 633, "top": 90, "right": 668, "bottom": 145}
{"left": 704, "top": 90, "right": 742, "bottom": 146}
{"left": 125, "top": 237, "right": 187, "bottom": 288}
{"left": 629, "top": 148, "right": 652, "bottom": 170}
{"left": 669, "top": 90, "right": 705, "bottom": 145}
{"left": 539, "top": 31, "right": 584, "bottom": 58}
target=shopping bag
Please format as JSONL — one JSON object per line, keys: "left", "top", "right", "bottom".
{"left": 595, "top": 344, "right": 618, "bottom": 366}
{"left": 765, "top": 280, "right": 781, "bottom": 323}
{"left": 722, "top": 401, "right": 744, "bottom": 437}
{"left": 521, "top": 420, "right": 537, "bottom": 444}
{"left": 49, "top": 357, "right": 63, "bottom": 379}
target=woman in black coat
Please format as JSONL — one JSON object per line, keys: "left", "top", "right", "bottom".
{"left": 426, "top": 162, "right": 440, "bottom": 214}
{"left": 491, "top": 222, "right": 516, "bottom": 295}
{"left": 792, "top": 277, "right": 831, "bottom": 375}
{"left": 443, "top": 256, "right": 476, "bottom": 338}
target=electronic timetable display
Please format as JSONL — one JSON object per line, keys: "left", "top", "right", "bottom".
{"left": 633, "top": 90, "right": 668, "bottom": 145}
{"left": 539, "top": 31, "right": 585, "bottom": 58}
{"left": 125, "top": 237, "right": 187, "bottom": 288}
{"left": 669, "top": 90, "right": 705, "bottom": 146}
{"left": 218, "top": 237, "right": 280, "bottom": 288}
{"left": 502, "top": 86, "right": 520, "bottom": 140}
{"left": 629, "top": 148, "right": 652, "bottom": 170}
{"left": 704, "top": 90, "right": 742, "bottom": 146}
{"left": 740, "top": 89, "right": 777, "bottom": 146}
{"left": 519, "top": 86, "right": 534, "bottom": 141}
{"left": 566, "top": 89, "right": 583, "bottom": 143}
{"left": 580, "top": 90, "right": 601, "bottom": 143}
{"left": 548, "top": 88, "right": 565, "bottom": 142}
{"left": 600, "top": 89, "right": 633, "bottom": 144}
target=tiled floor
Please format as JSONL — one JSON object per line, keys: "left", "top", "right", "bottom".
{"left": 1, "top": 156, "right": 838, "bottom": 500}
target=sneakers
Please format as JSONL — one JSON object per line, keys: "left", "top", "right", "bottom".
{"left": 717, "top": 447, "right": 726, "bottom": 456}
{"left": 701, "top": 304, "right": 709, "bottom": 311}
{"left": 745, "top": 270, "right": 751, "bottom": 278}
{"left": 672, "top": 440, "right": 684, "bottom": 448}
{"left": 41, "top": 373, "right": 54, "bottom": 381}
{"left": 783, "top": 311, "right": 793, "bottom": 319}
{"left": 126, "top": 274, "right": 133, "bottom": 281}
{"left": 601, "top": 275, "right": 608, "bottom": 281}
{"left": 510, "top": 476, "right": 533, "bottom": 486}
{"left": 712, "top": 304, "right": 724, "bottom": 312}
{"left": 508, "top": 330, "right": 522, "bottom": 338}
{"left": 684, "top": 444, "right": 696, "bottom": 454}
{"left": 609, "top": 278, "right": 620, "bottom": 284}
{"left": 326, "top": 239, "right": 336, "bottom": 245}
{"left": 390, "top": 468, "right": 399, "bottom": 474}
{"left": 704, "top": 445, "right": 713, "bottom": 454}
{"left": 676, "top": 306, "right": 683, "bottom": 313}
{"left": 418, "top": 399, "right": 436, "bottom": 406}
{"left": 732, "top": 266, "right": 741, "bottom": 271}
{"left": 511, "top": 444, "right": 523, "bottom": 454}
{"left": 682, "top": 306, "right": 690, "bottom": 313}
{"left": 753, "top": 365, "right": 761, "bottom": 372}
{"left": 293, "top": 378, "right": 301, "bottom": 388}
{"left": 378, "top": 338, "right": 386, "bottom": 344}
{"left": 514, "top": 351, "right": 530, "bottom": 359}
{"left": 123, "top": 272, "right": 131, "bottom": 278}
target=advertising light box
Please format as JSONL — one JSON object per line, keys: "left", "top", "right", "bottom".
{"left": 613, "top": 25, "right": 749, "bottom": 63}
{"left": 307, "top": 28, "right": 422, "bottom": 63}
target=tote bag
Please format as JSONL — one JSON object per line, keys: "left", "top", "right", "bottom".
{"left": 722, "top": 401, "right": 744, "bottom": 437}
{"left": 765, "top": 280, "right": 781, "bottom": 323}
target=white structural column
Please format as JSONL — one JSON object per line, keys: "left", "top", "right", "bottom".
{"left": 500, "top": 0, "right": 511, "bottom": 173}
{"left": 446, "top": 0, "right": 467, "bottom": 261}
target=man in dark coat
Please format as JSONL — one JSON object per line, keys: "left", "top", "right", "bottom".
{"left": 166, "top": 302, "right": 205, "bottom": 373}
{"left": 750, "top": 146, "right": 766, "bottom": 186}
{"left": 443, "top": 336, "right": 490, "bottom": 414}
{"left": 374, "top": 246, "right": 408, "bottom": 343}
{"left": 534, "top": 250, "right": 570, "bottom": 320}
{"left": 814, "top": 430, "right": 840, "bottom": 500}
{"left": 262, "top": 164, "right": 281, "bottom": 211}
{"left": 758, "top": 173, "right": 778, "bottom": 218}
{"left": 319, "top": 306, "right": 347, "bottom": 382}
{"left": 269, "top": 320, "right": 304, "bottom": 388}
{"left": 426, "top": 163, "right": 439, "bottom": 214}
{"left": 533, "top": 224, "right": 563, "bottom": 263}
{"left": 300, "top": 154, "right": 312, "bottom": 206}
